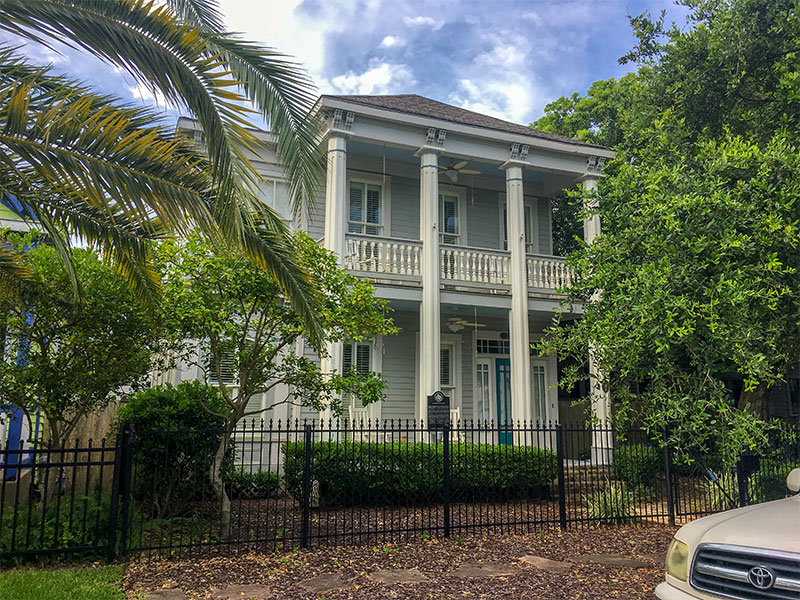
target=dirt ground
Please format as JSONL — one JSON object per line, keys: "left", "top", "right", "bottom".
{"left": 123, "top": 523, "right": 677, "bottom": 599}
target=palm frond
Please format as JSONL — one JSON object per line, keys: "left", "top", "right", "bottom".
{"left": 165, "top": 0, "right": 324, "bottom": 216}
{"left": 0, "top": 2, "right": 325, "bottom": 340}
{"left": 167, "top": 0, "right": 225, "bottom": 32}
{"left": 0, "top": 241, "right": 34, "bottom": 300}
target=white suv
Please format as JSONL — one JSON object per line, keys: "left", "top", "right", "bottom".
{"left": 656, "top": 468, "right": 800, "bottom": 599}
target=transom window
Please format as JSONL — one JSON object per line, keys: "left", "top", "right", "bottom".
{"left": 348, "top": 181, "right": 383, "bottom": 235}
{"left": 476, "top": 339, "right": 510, "bottom": 355}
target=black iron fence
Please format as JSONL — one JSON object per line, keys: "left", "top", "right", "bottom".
{"left": 1, "top": 420, "right": 798, "bottom": 563}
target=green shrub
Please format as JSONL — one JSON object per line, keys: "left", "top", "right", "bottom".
{"left": 701, "top": 471, "right": 739, "bottom": 511}
{"left": 282, "top": 441, "right": 557, "bottom": 507}
{"left": 584, "top": 480, "right": 634, "bottom": 524}
{"left": 748, "top": 459, "right": 797, "bottom": 504}
{"left": 701, "top": 460, "right": 797, "bottom": 511}
{"left": 225, "top": 470, "right": 280, "bottom": 500}
{"left": 116, "top": 381, "right": 232, "bottom": 518}
{"left": 1, "top": 494, "right": 112, "bottom": 564}
{"left": 613, "top": 443, "right": 661, "bottom": 486}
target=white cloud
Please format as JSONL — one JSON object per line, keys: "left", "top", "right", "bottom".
{"left": 379, "top": 35, "right": 405, "bottom": 48}
{"left": 219, "top": 0, "right": 344, "bottom": 87}
{"left": 403, "top": 16, "right": 444, "bottom": 30}
{"left": 128, "top": 82, "right": 172, "bottom": 108}
{"left": 446, "top": 31, "right": 545, "bottom": 124}
{"left": 329, "top": 60, "right": 415, "bottom": 96}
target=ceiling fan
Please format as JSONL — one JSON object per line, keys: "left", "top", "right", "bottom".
{"left": 447, "top": 316, "right": 486, "bottom": 333}
{"left": 439, "top": 160, "right": 480, "bottom": 183}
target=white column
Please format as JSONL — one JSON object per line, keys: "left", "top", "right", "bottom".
{"left": 321, "top": 133, "right": 348, "bottom": 424}
{"left": 583, "top": 176, "right": 612, "bottom": 462}
{"left": 417, "top": 148, "right": 441, "bottom": 421}
{"left": 503, "top": 163, "right": 533, "bottom": 428}
{"left": 323, "top": 133, "right": 348, "bottom": 264}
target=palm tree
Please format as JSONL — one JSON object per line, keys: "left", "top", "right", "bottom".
{"left": 0, "top": 0, "right": 324, "bottom": 338}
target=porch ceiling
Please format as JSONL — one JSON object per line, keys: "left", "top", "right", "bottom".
{"left": 347, "top": 140, "right": 579, "bottom": 192}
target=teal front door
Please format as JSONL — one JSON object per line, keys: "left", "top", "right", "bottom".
{"left": 495, "top": 358, "right": 512, "bottom": 444}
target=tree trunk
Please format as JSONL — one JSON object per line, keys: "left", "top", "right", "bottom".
{"left": 738, "top": 382, "right": 770, "bottom": 419}
{"left": 210, "top": 427, "right": 232, "bottom": 538}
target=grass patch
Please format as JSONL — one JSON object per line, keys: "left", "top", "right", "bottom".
{"left": 0, "top": 564, "right": 125, "bottom": 600}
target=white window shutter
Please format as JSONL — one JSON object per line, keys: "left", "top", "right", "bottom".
{"left": 440, "top": 348, "right": 451, "bottom": 387}
{"left": 208, "top": 351, "right": 236, "bottom": 384}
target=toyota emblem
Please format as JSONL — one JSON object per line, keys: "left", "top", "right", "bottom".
{"left": 747, "top": 566, "right": 775, "bottom": 590}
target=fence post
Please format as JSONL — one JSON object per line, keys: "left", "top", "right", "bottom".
{"left": 106, "top": 432, "right": 123, "bottom": 563}
{"left": 117, "top": 424, "right": 134, "bottom": 558}
{"left": 443, "top": 424, "right": 450, "bottom": 538}
{"left": 556, "top": 424, "right": 567, "bottom": 531}
{"left": 663, "top": 434, "right": 675, "bottom": 526}
{"left": 736, "top": 455, "right": 755, "bottom": 508}
{"left": 300, "top": 424, "right": 313, "bottom": 549}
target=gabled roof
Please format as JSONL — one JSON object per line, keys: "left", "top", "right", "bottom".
{"left": 322, "top": 94, "right": 607, "bottom": 150}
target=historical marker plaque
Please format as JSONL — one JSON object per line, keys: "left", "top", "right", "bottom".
{"left": 427, "top": 391, "right": 450, "bottom": 430}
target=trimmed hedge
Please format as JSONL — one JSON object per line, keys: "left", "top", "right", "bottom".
{"left": 283, "top": 441, "right": 557, "bottom": 507}
{"left": 613, "top": 443, "right": 661, "bottom": 486}
{"left": 225, "top": 470, "right": 280, "bottom": 500}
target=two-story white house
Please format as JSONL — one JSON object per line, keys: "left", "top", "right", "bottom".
{"left": 174, "top": 94, "right": 614, "bottom": 439}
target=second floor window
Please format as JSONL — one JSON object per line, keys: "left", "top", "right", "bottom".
{"left": 440, "top": 193, "right": 460, "bottom": 244}
{"left": 258, "top": 178, "right": 293, "bottom": 227}
{"left": 503, "top": 203, "right": 535, "bottom": 254}
{"left": 349, "top": 181, "right": 383, "bottom": 235}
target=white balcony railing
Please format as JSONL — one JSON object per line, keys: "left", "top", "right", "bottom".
{"left": 440, "top": 245, "right": 510, "bottom": 285}
{"left": 344, "top": 234, "right": 572, "bottom": 293}
{"left": 526, "top": 255, "right": 572, "bottom": 290}
{"left": 345, "top": 235, "right": 421, "bottom": 276}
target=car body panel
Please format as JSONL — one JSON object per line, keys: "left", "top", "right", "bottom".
{"left": 656, "top": 494, "right": 800, "bottom": 599}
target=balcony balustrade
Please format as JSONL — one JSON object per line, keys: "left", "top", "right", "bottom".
{"left": 344, "top": 234, "right": 572, "bottom": 294}
{"left": 345, "top": 234, "right": 421, "bottom": 276}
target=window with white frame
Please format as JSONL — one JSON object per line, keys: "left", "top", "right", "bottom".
{"left": 206, "top": 350, "right": 236, "bottom": 385}
{"left": 258, "top": 177, "right": 293, "bottom": 226}
{"left": 532, "top": 363, "right": 547, "bottom": 422}
{"left": 475, "top": 361, "right": 491, "bottom": 423}
{"left": 502, "top": 203, "right": 535, "bottom": 254}
{"left": 343, "top": 341, "right": 371, "bottom": 376}
{"left": 440, "top": 193, "right": 463, "bottom": 245}
{"left": 348, "top": 181, "right": 383, "bottom": 235}
{"left": 476, "top": 338, "right": 510, "bottom": 355}
{"left": 342, "top": 341, "right": 373, "bottom": 419}
{"left": 440, "top": 344, "right": 456, "bottom": 398}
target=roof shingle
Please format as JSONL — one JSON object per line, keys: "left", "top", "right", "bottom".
{"left": 322, "top": 94, "right": 607, "bottom": 150}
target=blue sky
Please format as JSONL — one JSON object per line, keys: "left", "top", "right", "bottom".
{"left": 8, "top": 0, "right": 691, "bottom": 126}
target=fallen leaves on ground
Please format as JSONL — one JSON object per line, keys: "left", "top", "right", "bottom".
{"left": 123, "top": 523, "right": 676, "bottom": 600}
